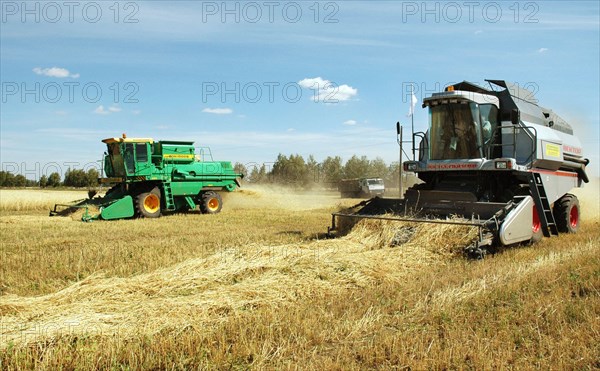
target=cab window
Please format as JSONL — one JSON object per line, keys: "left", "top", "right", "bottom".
{"left": 124, "top": 143, "right": 135, "bottom": 174}
{"left": 135, "top": 143, "right": 148, "bottom": 163}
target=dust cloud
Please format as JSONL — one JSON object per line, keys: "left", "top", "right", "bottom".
{"left": 571, "top": 177, "right": 600, "bottom": 220}
{"left": 223, "top": 185, "right": 355, "bottom": 211}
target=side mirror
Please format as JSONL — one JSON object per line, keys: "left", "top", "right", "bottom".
{"left": 511, "top": 109, "right": 520, "bottom": 125}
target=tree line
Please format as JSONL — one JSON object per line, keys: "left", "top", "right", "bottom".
{"left": 1, "top": 154, "right": 413, "bottom": 189}
{"left": 0, "top": 169, "right": 99, "bottom": 188}
{"left": 234, "top": 154, "right": 411, "bottom": 189}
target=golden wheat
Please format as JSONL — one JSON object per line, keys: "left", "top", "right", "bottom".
{"left": 1, "top": 185, "right": 598, "bottom": 369}
{"left": 0, "top": 189, "right": 94, "bottom": 212}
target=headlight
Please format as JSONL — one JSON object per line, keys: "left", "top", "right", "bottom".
{"left": 403, "top": 162, "right": 418, "bottom": 171}
{"left": 495, "top": 160, "right": 511, "bottom": 169}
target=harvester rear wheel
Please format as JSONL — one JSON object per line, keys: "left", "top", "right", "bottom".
{"left": 553, "top": 194, "right": 580, "bottom": 233}
{"left": 136, "top": 188, "right": 161, "bottom": 218}
{"left": 200, "top": 191, "right": 222, "bottom": 214}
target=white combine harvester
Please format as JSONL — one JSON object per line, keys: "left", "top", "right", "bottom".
{"left": 329, "top": 80, "right": 590, "bottom": 258}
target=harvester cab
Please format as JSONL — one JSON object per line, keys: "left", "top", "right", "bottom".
{"left": 329, "top": 80, "right": 589, "bottom": 257}
{"left": 50, "top": 134, "right": 243, "bottom": 221}
{"left": 102, "top": 136, "right": 155, "bottom": 180}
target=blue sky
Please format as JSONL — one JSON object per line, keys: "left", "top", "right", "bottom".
{"left": 1, "top": 0, "right": 599, "bottom": 179}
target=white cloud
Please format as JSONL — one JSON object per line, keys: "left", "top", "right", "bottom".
{"left": 298, "top": 77, "right": 329, "bottom": 89}
{"left": 54, "top": 110, "right": 67, "bottom": 116}
{"left": 298, "top": 77, "right": 358, "bottom": 103}
{"left": 538, "top": 48, "right": 549, "bottom": 53}
{"left": 93, "top": 105, "right": 121, "bottom": 115}
{"left": 287, "top": 128, "right": 296, "bottom": 132}
{"left": 202, "top": 108, "right": 233, "bottom": 115}
{"left": 335, "top": 85, "right": 359, "bottom": 101}
{"left": 33, "top": 67, "right": 79, "bottom": 78}
{"left": 132, "top": 110, "right": 142, "bottom": 115}
{"left": 474, "top": 30, "right": 483, "bottom": 35}
{"left": 93, "top": 105, "right": 109, "bottom": 115}
{"left": 344, "top": 120, "right": 357, "bottom": 126}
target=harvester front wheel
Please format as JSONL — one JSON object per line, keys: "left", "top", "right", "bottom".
{"left": 200, "top": 191, "right": 222, "bottom": 214}
{"left": 136, "top": 188, "right": 161, "bottom": 218}
{"left": 553, "top": 194, "right": 580, "bottom": 233}
{"left": 531, "top": 205, "right": 543, "bottom": 243}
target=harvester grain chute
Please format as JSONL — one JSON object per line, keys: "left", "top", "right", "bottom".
{"left": 328, "top": 80, "right": 590, "bottom": 257}
{"left": 50, "top": 135, "right": 243, "bottom": 221}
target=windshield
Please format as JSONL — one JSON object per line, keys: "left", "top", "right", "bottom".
{"left": 124, "top": 143, "right": 135, "bottom": 174}
{"left": 106, "top": 143, "right": 126, "bottom": 177}
{"left": 429, "top": 103, "right": 482, "bottom": 160}
{"left": 479, "top": 104, "right": 499, "bottom": 155}
{"left": 367, "top": 179, "right": 384, "bottom": 185}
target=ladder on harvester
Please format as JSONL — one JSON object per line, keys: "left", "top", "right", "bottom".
{"left": 163, "top": 182, "right": 176, "bottom": 210}
{"left": 528, "top": 172, "right": 559, "bottom": 237}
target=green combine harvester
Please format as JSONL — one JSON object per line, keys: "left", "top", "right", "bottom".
{"left": 50, "top": 134, "right": 243, "bottom": 221}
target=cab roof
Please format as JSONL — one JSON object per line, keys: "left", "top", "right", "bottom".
{"left": 102, "top": 137, "right": 154, "bottom": 144}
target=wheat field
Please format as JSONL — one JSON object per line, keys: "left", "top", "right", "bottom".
{"left": 0, "top": 184, "right": 599, "bottom": 369}
{"left": 0, "top": 189, "right": 92, "bottom": 212}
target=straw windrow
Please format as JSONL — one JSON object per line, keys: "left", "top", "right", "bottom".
{"left": 0, "top": 218, "right": 479, "bottom": 348}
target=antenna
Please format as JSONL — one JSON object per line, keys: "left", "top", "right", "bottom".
{"left": 396, "top": 122, "right": 402, "bottom": 197}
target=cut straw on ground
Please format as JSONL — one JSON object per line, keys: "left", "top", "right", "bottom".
{"left": 0, "top": 218, "right": 478, "bottom": 348}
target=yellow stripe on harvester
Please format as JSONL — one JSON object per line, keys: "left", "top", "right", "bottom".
{"left": 545, "top": 143, "right": 561, "bottom": 158}
{"left": 163, "top": 154, "right": 194, "bottom": 159}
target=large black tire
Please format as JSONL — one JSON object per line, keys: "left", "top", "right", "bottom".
{"left": 200, "top": 191, "right": 223, "bottom": 214}
{"left": 136, "top": 187, "right": 161, "bottom": 218}
{"left": 553, "top": 194, "right": 580, "bottom": 233}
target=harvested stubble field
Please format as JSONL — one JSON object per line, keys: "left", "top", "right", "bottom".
{"left": 0, "top": 184, "right": 599, "bottom": 369}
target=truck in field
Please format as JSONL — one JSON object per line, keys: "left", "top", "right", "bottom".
{"left": 50, "top": 134, "right": 243, "bottom": 220}
{"left": 338, "top": 178, "right": 385, "bottom": 198}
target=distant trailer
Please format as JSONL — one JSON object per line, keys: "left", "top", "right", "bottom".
{"left": 339, "top": 178, "right": 385, "bottom": 198}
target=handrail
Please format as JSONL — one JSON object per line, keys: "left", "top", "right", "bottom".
{"left": 197, "top": 147, "right": 214, "bottom": 162}
{"left": 522, "top": 125, "right": 537, "bottom": 164}
{"left": 412, "top": 131, "right": 428, "bottom": 161}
